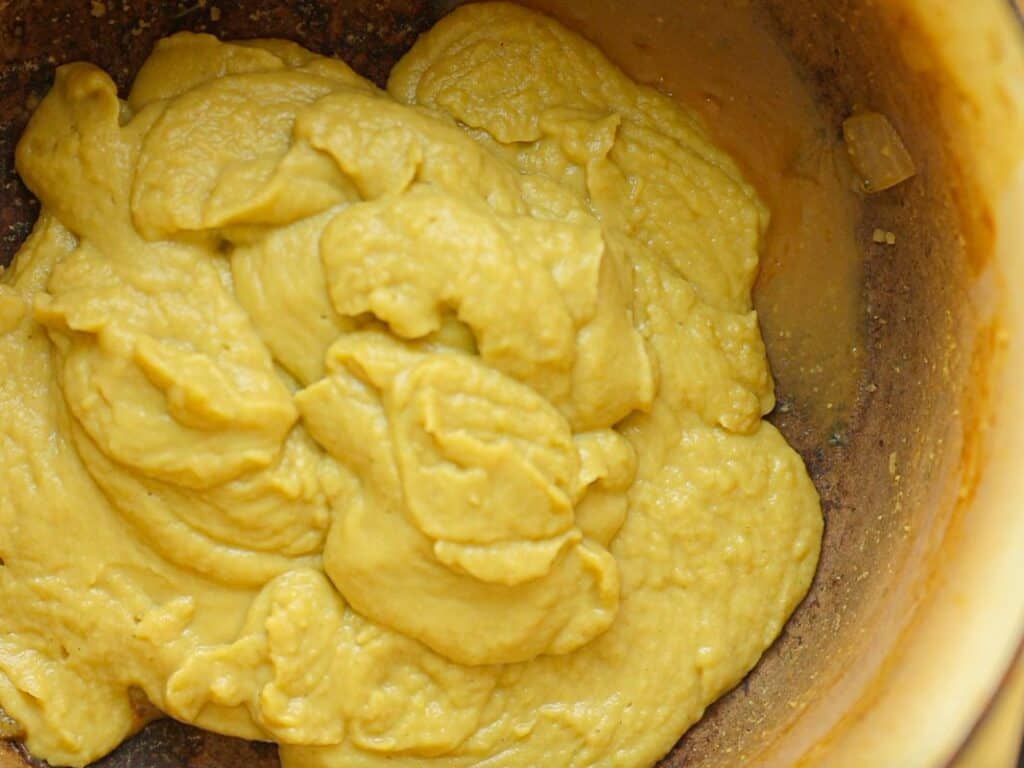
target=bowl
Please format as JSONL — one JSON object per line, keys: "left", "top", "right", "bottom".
{"left": 0, "top": 1, "right": 1021, "bottom": 766}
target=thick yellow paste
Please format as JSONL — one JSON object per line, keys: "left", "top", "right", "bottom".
{"left": 0, "top": 4, "right": 822, "bottom": 767}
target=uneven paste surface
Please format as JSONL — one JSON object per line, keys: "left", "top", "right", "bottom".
{"left": 0, "top": 4, "right": 821, "bottom": 767}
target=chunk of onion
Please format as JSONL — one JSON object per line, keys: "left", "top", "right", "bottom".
{"left": 843, "top": 110, "right": 917, "bottom": 193}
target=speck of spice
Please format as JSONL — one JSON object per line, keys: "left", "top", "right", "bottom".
{"left": 872, "top": 228, "right": 897, "bottom": 245}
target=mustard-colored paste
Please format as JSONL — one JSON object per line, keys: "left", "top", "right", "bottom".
{"left": 0, "top": 4, "right": 822, "bottom": 767}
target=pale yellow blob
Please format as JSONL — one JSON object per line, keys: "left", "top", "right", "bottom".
{"left": 0, "top": 4, "right": 821, "bottom": 768}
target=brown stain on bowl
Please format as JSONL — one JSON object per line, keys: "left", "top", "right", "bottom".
{"left": 0, "top": 1, "right": 997, "bottom": 766}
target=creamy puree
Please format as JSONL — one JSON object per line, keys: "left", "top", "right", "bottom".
{"left": 0, "top": 4, "right": 822, "bottom": 767}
